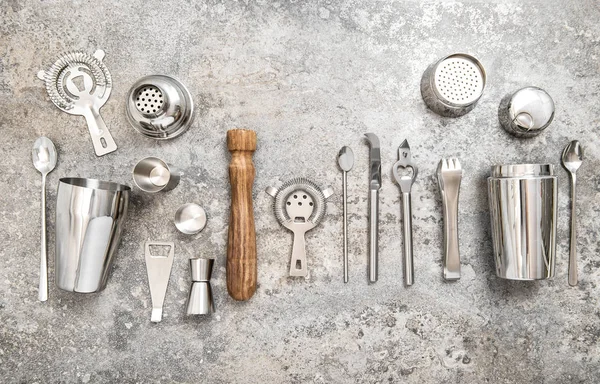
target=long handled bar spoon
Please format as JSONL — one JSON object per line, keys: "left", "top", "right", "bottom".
{"left": 338, "top": 146, "right": 354, "bottom": 283}
{"left": 561, "top": 140, "right": 583, "bottom": 286}
{"left": 32, "top": 137, "right": 57, "bottom": 301}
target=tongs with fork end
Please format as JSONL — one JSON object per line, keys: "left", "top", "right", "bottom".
{"left": 437, "top": 158, "right": 463, "bottom": 280}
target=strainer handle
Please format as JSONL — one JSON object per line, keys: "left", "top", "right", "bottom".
{"left": 83, "top": 109, "right": 117, "bottom": 156}
{"left": 289, "top": 231, "right": 308, "bottom": 277}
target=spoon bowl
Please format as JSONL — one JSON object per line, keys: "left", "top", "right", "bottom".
{"left": 33, "top": 137, "right": 57, "bottom": 175}
{"left": 337, "top": 146, "right": 354, "bottom": 172}
{"left": 562, "top": 140, "right": 583, "bottom": 173}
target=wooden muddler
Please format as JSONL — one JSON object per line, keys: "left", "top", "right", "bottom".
{"left": 226, "top": 129, "right": 257, "bottom": 301}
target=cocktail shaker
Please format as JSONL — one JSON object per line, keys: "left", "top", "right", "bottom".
{"left": 55, "top": 178, "right": 130, "bottom": 293}
{"left": 487, "top": 164, "right": 557, "bottom": 280}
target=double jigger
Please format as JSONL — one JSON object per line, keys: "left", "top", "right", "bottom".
{"left": 186, "top": 258, "right": 215, "bottom": 315}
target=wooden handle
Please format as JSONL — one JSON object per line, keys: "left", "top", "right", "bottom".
{"left": 226, "top": 129, "right": 257, "bottom": 301}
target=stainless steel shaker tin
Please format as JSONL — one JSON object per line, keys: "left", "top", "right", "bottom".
{"left": 420, "top": 53, "right": 486, "bottom": 117}
{"left": 55, "top": 178, "right": 130, "bottom": 293}
{"left": 488, "top": 164, "right": 557, "bottom": 280}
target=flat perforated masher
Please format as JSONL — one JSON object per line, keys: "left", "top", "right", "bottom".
{"left": 266, "top": 178, "right": 333, "bottom": 277}
{"left": 38, "top": 49, "right": 117, "bottom": 156}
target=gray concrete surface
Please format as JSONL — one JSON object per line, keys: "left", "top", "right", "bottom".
{"left": 1, "top": 0, "right": 600, "bottom": 383}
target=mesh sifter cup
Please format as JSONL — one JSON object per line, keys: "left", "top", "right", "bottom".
{"left": 420, "top": 53, "right": 486, "bottom": 117}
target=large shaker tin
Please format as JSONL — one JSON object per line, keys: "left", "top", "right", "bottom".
{"left": 488, "top": 164, "right": 557, "bottom": 280}
{"left": 55, "top": 178, "right": 130, "bottom": 293}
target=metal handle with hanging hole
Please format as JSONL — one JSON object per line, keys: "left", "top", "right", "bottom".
{"left": 289, "top": 228, "right": 309, "bottom": 277}
{"left": 83, "top": 108, "right": 117, "bottom": 156}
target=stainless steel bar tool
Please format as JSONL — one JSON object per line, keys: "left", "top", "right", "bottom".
{"left": 337, "top": 146, "right": 354, "bottom": 283}
{"left": 437, "top": 158, "right": 462, "bottom": 280}
{"left": 38, "top": 50, "right": 117, "bottom": 156}
{"left": 392, "top": 140, "right": 418, "bottom": 286}
{"left": 364, "top": 133, "right": 381, "bottom": 283}
{"left": 126, "top": 75, "right": 194, "bottom": 140}
{"left": 499, "top": 86, "right": 555, "bottom": 137}
{"left": 186, "top": 258, "right": 215, "bottom": 315}
{"left": 266, "top": 178, "right": 333, "bottom": 277}
{"left": 55, "top": 178, "right": 130, "bottom": 293}
{"left": 132, "top": 157, "right": 181, "bottom": 193}
{"left": 32, "top": 137, "right": 57, "bottom": 302}
{"left": 174, "top": 203, "right": 207, "bottom": 235}
{"left": 420, "top": 53, "right": 486, "bottom": 117}
{"left": 488, "top": 164, "right": 557, "bottom": 280}
{"left": 145, "top": 241, "right": 174, "bottom": 322}
{"left": 562, "top": 141, "right": 584, "bottom": 286}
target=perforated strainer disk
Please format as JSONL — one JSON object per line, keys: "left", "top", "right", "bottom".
{"left": 135, "top": 86, "right": 164, "bottom": 114}
{"left": 433, "top": 56, "right": 484, "bottom": 105}
{"left": 126, "top": 75, "right": 194, "bottom": 139}
{"left": 420, "top": 53, "right": 486, "bottom": 117}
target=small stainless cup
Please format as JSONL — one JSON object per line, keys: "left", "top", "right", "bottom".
{"left": 132, "top": 157, "right": 180, "bottom": 193}
{"left": 488, "top": 164, "right": 557, "bottom": 280}
{"left": 55, "top": 178, "right": 130, "bottom": 293}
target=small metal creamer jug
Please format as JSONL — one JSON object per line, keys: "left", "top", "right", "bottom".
{"left": 488, "top": 164, "right": 557, "bottom": 280}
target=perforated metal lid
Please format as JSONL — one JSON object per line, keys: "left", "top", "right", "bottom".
{"left": 433, "top": 54, "right": 486, "bottom": 106}
{"left": 135, "top": 85, "right": 164, "bottom": 114}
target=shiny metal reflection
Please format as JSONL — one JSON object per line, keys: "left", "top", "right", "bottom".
{"left": 186, "top": 258, "right": 215, "bottom": 315}
{"left": 420, "top": 53, "right": 486, "bottom": 117}
{"left": 174, "top": 203, "right": 207, "bottom": 235}
{"left": 498, "top": 86, "right": 555, "bottom": 137}
{"left": 488, "top": 164, "right": 557, "bottom": 280}
{"left": 126, "top": 75, "right": 194, "bottom": 140}
{"left": 55, "top": 178, "right": 130, "bottom": 293}
{"left": 132, "top": 157, "right": 180, "bottom": 193}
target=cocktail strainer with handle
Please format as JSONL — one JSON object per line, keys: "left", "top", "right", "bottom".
{"left": 266, "top": 178, "right": 333, "bottom": 277}
{"left": 37, "top": 49, "right": 117, "bottom": 156}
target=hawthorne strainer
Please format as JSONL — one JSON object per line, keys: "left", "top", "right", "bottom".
{"left": 37, "top": 49, "right": 117, "bottom": 156}
{"left": 420, "top": 53, "right": 486, "bottom": 117}
{"left": 266, "top": 178, "right": 333, "bottom": 277}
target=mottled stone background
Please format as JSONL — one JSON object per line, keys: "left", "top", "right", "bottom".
{"left": 1, "top": 0, "right": 599, "bottom": 383}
